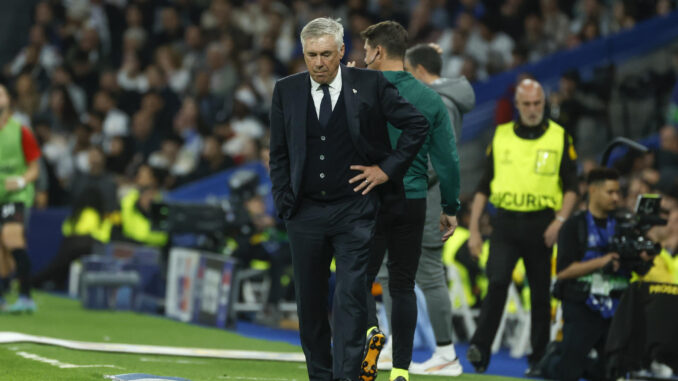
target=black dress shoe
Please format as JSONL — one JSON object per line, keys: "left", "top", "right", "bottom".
{"left": 467, "top": 344, "right": 489, "bottom": 373}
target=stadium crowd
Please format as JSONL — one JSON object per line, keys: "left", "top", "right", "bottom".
{"left": 1, "top": 0, "right": 676, "bottom": 210}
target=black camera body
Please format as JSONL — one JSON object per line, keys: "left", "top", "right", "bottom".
{"left": 609, "top": 194, "right": 665, "bottom": 270}
{"left": 151, "top": 170, "right": 261, "bottom": 239}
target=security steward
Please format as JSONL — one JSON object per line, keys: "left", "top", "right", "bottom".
{"left": 466, "top": 79, "right": 578, "bottom": 375}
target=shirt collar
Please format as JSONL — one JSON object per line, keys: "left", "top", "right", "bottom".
{"left": 310, "top": 68, "right": 342, "bottom": 92}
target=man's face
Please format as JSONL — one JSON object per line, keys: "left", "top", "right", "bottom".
{"left": 303, "top": 35, "right": 344, "bottom": 84}
{"left": 515, "top": 85, "right": 545, "bottom": 127}
{"left": 363, "top": 40, "right": 381, "bottom": 70}
{"left": 590, "top": 180, "right": 621, "bottom": 213}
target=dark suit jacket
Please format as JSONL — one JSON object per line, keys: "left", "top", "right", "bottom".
{"left": 269, "top": 64, "right": 429, "bottom": 220}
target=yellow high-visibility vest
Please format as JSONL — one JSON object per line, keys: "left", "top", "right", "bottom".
{"left": 633, "top": 249, "right": 677, "bottom": 284}
{"left": 61, "top": 207, "right": 112, "bottom": 243}
{"left": 121, "top": 189, "right": 167, "bottom": 247}
{"left": 490, "top": 120, "right": 566, "bottom": 211}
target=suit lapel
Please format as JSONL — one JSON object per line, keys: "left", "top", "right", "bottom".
{"left": 341, "top": 65, "right": 369, "bottom": 162}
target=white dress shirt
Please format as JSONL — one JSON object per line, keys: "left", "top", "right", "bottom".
{"left": 309, "top": 69, "right": 343, "bottom": 120}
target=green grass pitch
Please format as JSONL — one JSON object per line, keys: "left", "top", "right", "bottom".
{"left": 0, "top": 292, "right": 524, "bottom": 380}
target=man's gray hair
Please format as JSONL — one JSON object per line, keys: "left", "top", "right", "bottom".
{"left": 300, "top": 17, "right": 344, "bottom": 52}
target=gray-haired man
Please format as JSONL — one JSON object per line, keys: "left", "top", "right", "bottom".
{"left": 269, "top": 18, "right": 428, "bottom": 381}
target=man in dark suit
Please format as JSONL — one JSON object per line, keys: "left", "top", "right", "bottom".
{"left": 269, "top": 17, "right": 429, "bottom": 381}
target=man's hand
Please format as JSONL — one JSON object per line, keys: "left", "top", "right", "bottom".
{"left": 346, "top": 61, "right": 356, "bottom": 67}
{"left": 543, "top": 219, "right": 563, "bottom": 247}
{"left": 440, "top": 213, "right": 458, "bottom": 242}
{"left": 468, "top": 229, "right": 483, "bottom": 259}
{"left": 349, "top": 165, "right": 389, "bottom": 195}
{"left": 599, "top": 252, "right": 620, "bottom": 272}
{"left": 4, "top": 177, "right": 25, "bottom": 192}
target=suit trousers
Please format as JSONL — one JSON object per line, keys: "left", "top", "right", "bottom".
{"left": 470, "top": 209, "right": 553, "bottom": 365}
{"left": 286, "top": 194, "right": 379, "bottom": 381}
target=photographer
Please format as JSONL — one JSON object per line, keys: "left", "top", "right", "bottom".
{"left": 542, "top": 167, "right": 653, "bottom": 381}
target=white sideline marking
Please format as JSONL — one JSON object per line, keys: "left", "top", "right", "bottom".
{"left": 16, "top": 351, "right": 121, "bottom": 369}
{"left": 218, "top": 377, "right": 298, "bottom": 380}
{"left": 0, "top": 332, "right": 305, "bottom": 363}
{"left": 139, "top": 357, "right": 207, "bottom": 365}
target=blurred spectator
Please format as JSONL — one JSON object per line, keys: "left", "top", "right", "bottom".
{"left": 579, "top": 18, "right": 601, "bottom": 42}
{"left": 450, "top": 0, "right": 486, "bottom": 21}
{"left": 466, "top": 14, "right": 514, "bottom": 71}
{"left": 117, "top": 51, "right": 149, "bottom": 93}
{"left": 6, "top": 24, "right": 62, "bottom": 79}
{"left": 570, "top": 0, "right": 611, "bottom": 37}
{"left": 145, "top": 63, "right": 181, "bottom": 114}
{"left": 541, "top": 0, "right": 570, "bottom": 48}
{"left": 205, "top": 41, "right": 238, "bottom": 100}
{"left": 33, "top": 1, "right": 61, "bottom": 47}
{"left": 499, "top": 0, "right": 527, "bottom": 40}
{"left": 609, "top": 1, "right": 637, "bottom": 34}
{"left": 156, "top": 45, "right": 190, "bottom": 95}
{"left": 153, "top": 7, "right": 184, "bottom": 48}
{"left": 13, "top": 74, "right": 41, "bottom": 126}
{"left": 70, "top": 145, "right": 119, "bottom": 213}
{"left": 181, "top": 135, "right": 234, "bottom": 185}
{"left": 460, "top": 55, "right": 482, "bottom": 83}
{"left": 181, "top": 25, "right": 206, "bottom": 73}
{"left": 251, "top": 53, "right": 279, "bottom": 113}
{"left": 93, "top": 89, "right": 129, "bottom": 139}
{"left": 130, "top": 110, "right": 161, "bottom": 160}
{"left": 50, "top": 66, "right": 87, "bottom": 115}
{"left": 548, "top": 70, "right": 604, "bottom": 144}
{"left": 38, "top": 85, "right": 80, "bottom": 135}
{"left": 66, "top": 26, "right": 104, "bottom": 97}
{"left": 656, "top": 125, "right": 678, "bottom": 172}
{"left": 438, "top": 29, "right": 469, "bottom": 78}
{"left": 522, "top": 13, "right": 557, "bottom": 62}
{"left": 224, "top": 85, "right": 265, "bottom": 160}
{"left": 192, "top": 70, "right": 225, "bottom": 127}
{"left": 667, "top": 50, "right": 678, "bottom": 126}
{"left": 106, "top": 135, "right": 134, "bottom": 177}
{"left": 33, "top": 118, "right": 73, "bottom": 204}
{"left": 656, "top": 0, "right": 674, "bottom": 16}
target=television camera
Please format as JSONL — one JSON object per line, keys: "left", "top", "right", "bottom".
{"left": 150, "top": 170, "right": 261, "bottom": 250}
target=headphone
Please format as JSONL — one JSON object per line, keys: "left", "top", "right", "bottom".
{"left": 365, "top": 49, "right": 380, "bottom": 66}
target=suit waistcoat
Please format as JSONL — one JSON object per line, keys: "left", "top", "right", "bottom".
{"left": 302, "top": 90, "right": 367, "bottom": 201}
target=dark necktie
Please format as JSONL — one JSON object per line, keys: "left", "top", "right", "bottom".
{"left": 319, "top": 84, "right": 332, "bottom": 127}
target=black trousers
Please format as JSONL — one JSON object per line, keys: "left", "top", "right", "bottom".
{"left": 32, "top": 235, "right": 98, "bottom": 291}
{"left": 366, "top": 198, "right": 427, "bottom": 370}
{"left": 470, "top": 209, "right": 553, "bottom": 365}
{"left": 544, "top": 301, "right": 611, "bottom": 381}
{"left": 285, "top": 194, "right": 379, "bottom": 381}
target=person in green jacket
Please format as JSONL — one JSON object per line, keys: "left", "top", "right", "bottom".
{"left": 358, "top": 21, "right": 461, "bottom": 381}
{"left": 0, "top": 84, "right": 41, "bottom": 313}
